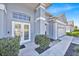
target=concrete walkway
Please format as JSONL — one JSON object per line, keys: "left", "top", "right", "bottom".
{"left": 72, "top": 37, "right": 79, "bottom": 44}
{"left": 18, "top": 42, "right": 39, "bottom": 56}
{"left": 40, "top": 36, "right": 73, "bottom": 56}
{"left": 19, "top": 36, "right": 73, "bottom": 56}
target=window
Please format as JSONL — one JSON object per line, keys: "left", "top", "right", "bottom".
{"left": 14, "top": 24, "right": 21, "bottom": 37}
{"left": 24, "top": 25, "right": 29, "bottom": 40}
{"left": 13, "top": 12, "right": 30, "bottom": 21}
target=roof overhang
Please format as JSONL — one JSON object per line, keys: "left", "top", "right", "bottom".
{"left": 4, "top": 3, "right": 51, "bottom": 12}
{"left": 22, "top": 3, "right": 51, "bottom": 11}
{"left": 40, "top": 3, "right": 51, "bottom": 8}
{"left": 45, "top": 12, "right": 53, "bottom": 17}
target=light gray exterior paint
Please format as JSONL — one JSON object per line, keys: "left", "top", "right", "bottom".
{"left": 57, "top": 23, "right": 66, "bottom": 38}
{"left": 0, "top": 4, "right": 35, "bottom": 42}
{"left": 0, "top": 9, "right": 5, "bottom": 38}
{"left": 48, "top": 15, "right": 67, "bottom": 40}
{"left": 35, "top": 5, "right": 46, "bottom": 35}
{"left": 0, "top": 3, "right": 67, "bottom": 44}
{"left": 48, "top": 21, "right": 58, "bottom": 40}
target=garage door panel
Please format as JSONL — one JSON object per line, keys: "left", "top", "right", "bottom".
{"left": 57, "top": 24, "right": 65, "bottom": 38}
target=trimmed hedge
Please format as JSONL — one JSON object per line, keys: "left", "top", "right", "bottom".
{"left": 75, "top": 47, "right": 79, "bottom": 52}
{"left": 74, "top": 29, "right": 79, "bottom": 32}
{"left": 66, "top": 31, "right": 79, "bottom": 37}
{"left": 35, "top": 35, "right": 50, "bottom": 50}
{"left": 66, "top": 32, "right": 72, "bottom": 36}
{"left": 0, "top": 37, "right": 20, "bottom": 56}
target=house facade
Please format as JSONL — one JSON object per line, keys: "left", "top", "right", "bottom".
{"left": 0, "top": 3, "right": 67, "bottom": 45}
{"left": 66, "top": 21, "right": 74, "bottom": 32}
{"left": 48, "top": 14, "right": 67, "bottom": 39}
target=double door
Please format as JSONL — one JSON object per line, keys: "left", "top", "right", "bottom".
{"left": 12, "top": 21, "right": 30, "bottom": 45}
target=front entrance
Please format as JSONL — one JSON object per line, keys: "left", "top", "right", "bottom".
{"left": 12, "top": 21, "right": 30, "bottom": 45}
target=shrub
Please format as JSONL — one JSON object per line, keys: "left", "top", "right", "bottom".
{"left": 66, "top": 32, "right": 72, "bottom": 36}
{"left": 74, "top": 47, "right": 79, "bottom": 52}
{"left": 0, "top": 37, "right": 20, "bottom": 56}
{"left": 35, "top": 35, "right": 50, "bottom": 50}
{"left": 74, "top": 29, "right": 79, "bottom": 32}
{"left": 66, "top": 32, "right": 79, "bottom": 37}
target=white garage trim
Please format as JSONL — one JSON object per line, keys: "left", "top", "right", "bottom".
{"left": 56, "top": 20, "right": 66, "bottom": 25}
{"left": 57, "top": 23, "right": 66, "bottom": 38}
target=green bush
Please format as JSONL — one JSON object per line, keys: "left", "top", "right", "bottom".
{"left": 74, "top": 29, "right": 79, "bottom": 32}
{"left": 35, "top": 35, "right": 50, "bottom": 50}
{"left": 66, "top": 32, "right": 79, "bottom": 37}
{"left": 66, "top": 32, "right": 72, "bottom": 36}
{"left": 0, "top": 37, "right": 20, "bottom": 56}
{"left": 74, "top": 47, "right": 79, "bottom": 52}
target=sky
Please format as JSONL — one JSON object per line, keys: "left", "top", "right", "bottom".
{"left": 47, "top": 3, "right": 79, "bottom": 27}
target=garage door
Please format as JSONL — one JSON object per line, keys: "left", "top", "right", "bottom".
{"left": 57, "top": 24, "right": 65, "bottom": 38}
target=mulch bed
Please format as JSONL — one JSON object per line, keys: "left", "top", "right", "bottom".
{"left": 35, "top": 47, "right": 50, "bottom": 54}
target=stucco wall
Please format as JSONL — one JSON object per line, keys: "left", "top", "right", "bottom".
{"left": 4, "top": 4, "right": 35, "bottom": 41}
{"left": 0, "top": 10, "right": 5, "bottom": 38}
{"left": 48, "top": 19, "right": 66, "bottom": 40}
{"left": 35, "top": 5, "right": 46, "bottom": 36}
{"left": 48, "top": 21, "right": 58, "bottom": 40}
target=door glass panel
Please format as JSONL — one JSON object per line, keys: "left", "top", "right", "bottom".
{"left": 24, "top": 24, "right": 29, "bottom": 40}
{"left": 14, "top": 24, "right": 21, "bottom": 37}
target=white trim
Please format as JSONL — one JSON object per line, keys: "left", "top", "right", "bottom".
{"left": 49, "top": 19, "right": 66, "bottom": 25}
{"left": 0, "top": 4, "right": 6, "bottom": 10}
{"left": 56, "top": 20, "right": 66, "bottom": 25}
{"left": 35, "top": 17, "right": 45, "bottom": 22}
{"left": 22, "top": 23, "right": 31, "bottom": 44}
{"left": 12, "top": 21, "right": 31, "bottom": 45}
{"left": 36, "top": 5, "right": 45, "bottom": 10}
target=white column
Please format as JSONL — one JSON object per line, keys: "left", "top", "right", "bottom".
{"left": 35, "top": 4, "right": 46, "bottom": 35}
{"left": 48, "top": 21, "right": 58, "bottom": 40}
{"left": 53, "top": 22, "right": 58, "bottom": 40}
{"left": 0, "top": 4, "right": 6, "bottom": 38}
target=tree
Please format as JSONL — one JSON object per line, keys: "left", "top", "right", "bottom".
{"left": 75, "top": 26, "right": 78, "bottom": 29}
{"left": 74, "top": 26, "right": 79, "bottom": 31}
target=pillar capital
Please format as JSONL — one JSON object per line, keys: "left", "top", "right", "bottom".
{"left": 36, "top": 3, "right": 51, "bottom": 10}
{"left": 36, "top": 3, "right": 45, "bottom": 10}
